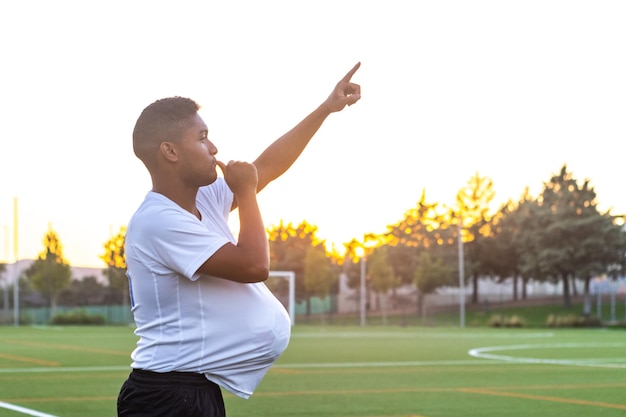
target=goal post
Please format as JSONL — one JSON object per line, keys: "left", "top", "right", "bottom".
{"left": 266, "top": 270, "right": 296, "bottom": 326}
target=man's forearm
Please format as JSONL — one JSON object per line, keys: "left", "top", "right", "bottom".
{"left": 253, "top": 103, "right": 332, "bottom": 192}
{"left": 235, "top": 191, "right": 270, "bottom": 281}
{"left": 252, "top": 63, "right": 360, "bottom": 192}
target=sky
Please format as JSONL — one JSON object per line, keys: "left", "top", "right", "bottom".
{"left": 1, "top": 0, "right": 625, "bottom": 269}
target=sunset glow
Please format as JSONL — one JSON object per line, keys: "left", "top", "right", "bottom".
{"left": 1, "top": 1, "right": 625, "bottom": 268}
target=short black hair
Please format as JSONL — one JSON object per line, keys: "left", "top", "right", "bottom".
{"left": 133, "top": 96, "right": 200, "bottom": 163}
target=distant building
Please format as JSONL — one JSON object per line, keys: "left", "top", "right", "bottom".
{"left": 0, "top": 259, "right": 107, "bottom": 288}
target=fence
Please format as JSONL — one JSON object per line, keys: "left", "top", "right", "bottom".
{"left": 18, "top": 305, "right": 133, "bottom": 325}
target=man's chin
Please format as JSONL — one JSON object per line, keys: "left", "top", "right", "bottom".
{"left": 203, "top": 174, "right": 219, "bottom": 186}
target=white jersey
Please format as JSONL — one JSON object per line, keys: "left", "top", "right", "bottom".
{"left": 124, "top": 178, "right": 291, "bottom": 399}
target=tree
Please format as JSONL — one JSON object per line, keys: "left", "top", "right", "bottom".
{"left": 573, "top": 212, "right": 625, "bottom": 318}
{"left": 385, "top": 190, "right": 453, "bottom": 285}
{"left": 0, "top": 263, "right": 7, "bottom": 314}
{"left": 455, "top": 172, "right": 495, "bottom": 304}
{"left": 538, "top": 166, "right": 590, "bottom": 306}
{"left": 413, "top": 251, "right": 454, "bottom": 318}
{"left": 341, "top": 234, "right": 384, "bottom": 292}
{"left": 268, "top": 220, "right": 327, "bottom": 315}
{"left": 341, "top": 238, "right": 365, "bottom": 290}
{"left": 379, "top": 190, "right": 460, "bottom": 316}
{"left": 58, "top": 276, "right": 107, "bottom": 306}
{"left": 519, "top": 165, "right": 626, "bottom": 308}
{"left": 303, "top": 245, "right": 336, "bottom": 322}
{"left": 515, "top": 190, "right": 544, "bottom": 300}
{"left": 100, "top": 226, "right": 128, "bottom": 305}
{"left": 368, "top": 246, "right": 401, "bottom": 324}
{"left": 485, "top": 191, "right": 534, "bottom": 301}
{"left": 24, "top": 227, "right": 72, "bottom": 316}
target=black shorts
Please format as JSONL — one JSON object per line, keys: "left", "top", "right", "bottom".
{"left": 117, "top": 369, "right": 226, "bottom": 417}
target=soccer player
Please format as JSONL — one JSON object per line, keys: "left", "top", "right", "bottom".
{"left": 117, "top": 63, "right": 361, "bottom": 417}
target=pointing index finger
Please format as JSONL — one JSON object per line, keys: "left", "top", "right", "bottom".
{"left": 341, "top": 62, "right": 361, "bottom": 82}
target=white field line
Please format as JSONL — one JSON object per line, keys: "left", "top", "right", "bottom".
{"left": 291, "top": 332, "right": 555, "bottom": 339}
{"left": 275, "top": 360, "right": 497, "bottom": 368}
{"left": 468, "top": 342, "right": 626, "bottom": 368}
{"left": 0, "top": 365, "right": 130, "bottom": 374}
{"left": 0, "top": 360, "right": 504, "bottom": 374}
{"left": 0, "top": 401, "right": 58, "bottom": 417}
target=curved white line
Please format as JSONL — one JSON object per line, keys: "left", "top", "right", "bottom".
{"left": 469, "top": 342, "right": 626, "bottom": 368}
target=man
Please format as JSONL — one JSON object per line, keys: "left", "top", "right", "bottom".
{"left": 117, "top": 63, "right": 361, "bottom": 416}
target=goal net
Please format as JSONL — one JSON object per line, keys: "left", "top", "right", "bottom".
{"left": 265, "top": 270, "right": 296, "bottom": 326}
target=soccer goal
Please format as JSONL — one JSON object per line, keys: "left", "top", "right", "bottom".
{"left": 266, "top": 270, "right": 296, "bottom": 326}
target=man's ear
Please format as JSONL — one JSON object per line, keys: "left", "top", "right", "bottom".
{"left": 159, "top": 141, "right": 178, "bottom": 162}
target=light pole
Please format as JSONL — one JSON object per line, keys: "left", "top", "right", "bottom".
{"left": 458, "top": 220, "right": 465, "bottom": 328}
{"left": 355, "top": 245, "right": 367, "bottom": 327}
{"left": 13, "top": 197, "right": 19, "bottom": 327}
{"left": 2, "top": 225, "right": 8, "bottom": 315}
{"left": 360, "top": 254, "right": 366, "bottom": 327}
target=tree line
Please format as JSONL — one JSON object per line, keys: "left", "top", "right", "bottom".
{"left": 268, "top": 164, "right": 625, "bottom": 317}
{"left": 2, "top": 164, "right": 625, "bottom": 319}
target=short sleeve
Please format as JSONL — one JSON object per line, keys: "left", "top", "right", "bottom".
{"left": 125, "top": 184, "right": 234, "bottom": 283}
{"left": 150, "top": 211, "right": 231, "bottom": 281}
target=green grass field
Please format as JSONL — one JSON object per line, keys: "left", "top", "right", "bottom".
{"left": 0, "top": 325, "right": 625, "bottom": 417}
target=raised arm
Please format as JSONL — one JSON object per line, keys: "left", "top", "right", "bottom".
{"left": 253, "top": 62, "right": 361, "bottom": 193}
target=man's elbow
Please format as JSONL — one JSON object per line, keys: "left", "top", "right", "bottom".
{"left": 243, "top": 260, "right": 270, "bottom": 283}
